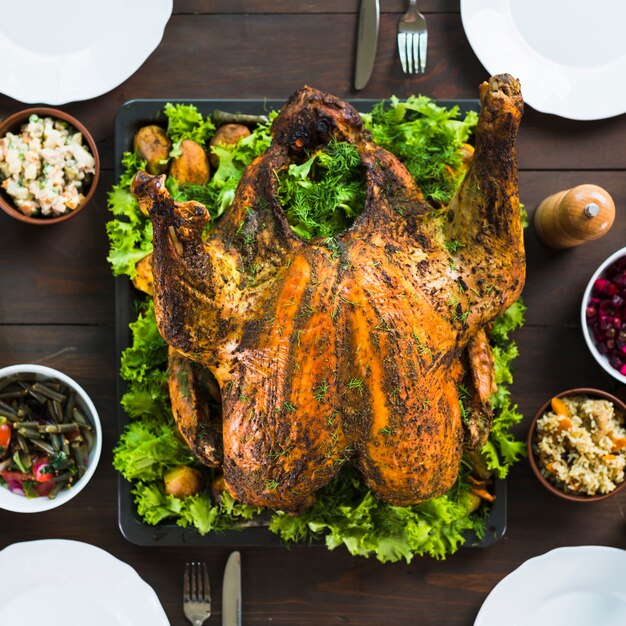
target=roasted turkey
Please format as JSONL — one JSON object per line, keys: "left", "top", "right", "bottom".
{"left": 132, "top": 74, "right": 525, "bottom": 512}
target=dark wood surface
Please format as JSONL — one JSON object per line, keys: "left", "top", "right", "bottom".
{"left": 1, "top": 1, "right": 625, "bottom": 624}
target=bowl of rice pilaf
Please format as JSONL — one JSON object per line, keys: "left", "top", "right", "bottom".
{"left": 528, "top": 388, "right": 626, "bottom": 502}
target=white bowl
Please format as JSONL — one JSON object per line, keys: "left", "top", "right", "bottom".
{"left": 0, "top": 364, "right": 102, "bottom": 512}
{"left": 581, "top": 246, "right": 626, "bottom": 385}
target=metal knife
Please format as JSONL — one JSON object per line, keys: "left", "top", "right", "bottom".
{"left": 354, "top": 0, "right": 380, "bottom": 90}
{"left": 222, "top": 551, "right": 242, "bottom": 626}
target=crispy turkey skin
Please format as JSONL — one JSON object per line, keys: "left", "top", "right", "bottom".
{"left": 132, "top": 75, "right": 525, "bottom": 511}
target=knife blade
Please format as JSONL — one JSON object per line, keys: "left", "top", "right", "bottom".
{"left": 354, "top": 0, "right": 380, "bottom": 90}
{"left": 222, "top": 551, "right": 241, "bottom": 626}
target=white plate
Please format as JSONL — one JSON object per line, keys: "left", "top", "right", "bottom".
{"left": 461, "top": 0, "right": 626, "bottom": 120}
{"left": 0, "top": 540, "right": 169, "bottom": 626}
{"left": 0, "top": 0, "right": 172, "bottom": 105}
{"left": 475, "top": 546, "right": 626, "bottom": 626}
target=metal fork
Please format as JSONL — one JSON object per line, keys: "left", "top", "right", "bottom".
{"left": 183, "top": 562, "right": 211, "bottom": 625}
{"left": 397, "top": 0, "right": 428, "bottom": 74}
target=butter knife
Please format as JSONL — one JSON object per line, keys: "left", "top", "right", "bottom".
{"left": 354, "top": 0, "right": 380, "bottom": 90}
{"left": 222, "top": 551, "right": 242, "bottom": 626}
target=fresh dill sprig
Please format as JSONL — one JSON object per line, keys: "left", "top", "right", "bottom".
{"left": 277, "top": 139, "right": 366, "bottom": 240}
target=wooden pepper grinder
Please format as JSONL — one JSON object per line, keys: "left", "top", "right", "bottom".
{"left": 534, "top": 184, "right": 615, "bottom": 249}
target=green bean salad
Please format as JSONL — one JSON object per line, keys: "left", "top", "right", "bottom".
{"left": 0, "top": 374, "right": 96, "bottom": 498}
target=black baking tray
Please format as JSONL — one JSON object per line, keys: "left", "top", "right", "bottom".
{"left": 115, "top": 97, "right": 507, "bottom": 547}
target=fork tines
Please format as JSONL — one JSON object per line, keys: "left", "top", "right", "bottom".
{"left": 183, "top": 561, "right": 211, "bottom": 625}
{"left": 398, "top": 31, "right": 428, "bottom": 74}
{"left": 184, "top": 561, "right": 211, "bottom": 603}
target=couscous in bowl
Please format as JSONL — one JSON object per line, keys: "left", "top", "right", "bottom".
{"left": 527, "top": 388, "right": 626, "bottom": 502}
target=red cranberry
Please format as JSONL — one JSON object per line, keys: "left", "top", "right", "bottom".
{"left": 594, "top": 278, "right": 609, "bottom": 293}
{"left": 586, "top": 258, "right": 626, "bottom": 375}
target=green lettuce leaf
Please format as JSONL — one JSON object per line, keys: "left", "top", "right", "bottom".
{"left": 164, "top": 103, "right": 216, "bottom": 156}
{"left": 118, "top": 299, "right": 170, "bottom": 419}
{"left": 133, "top": 482, "right": 186, "bottom": 525}
{"left": 362, "top": 96, "right": 478, "bottom": 206}
{"left": 120, "top": 300, "right": 168, "bottom": 385}
{"left": 490, "top": 299, "right": 526, "bottom": 345}
{"left": 114, "top": 419, "right": 194, "bottom": 482}
{"left": 106, "top": 152, "right": 152, "bottom": 278}
{"left": 482, "top": 300, "right": 527, "bottom": 477}
{"left": 269, "top": 468, "right": 484, "bottom": 563}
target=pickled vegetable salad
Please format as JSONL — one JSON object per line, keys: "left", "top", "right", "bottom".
{"left": 0, "top": 375, "right": 95, "bottom": 498}
{"left": 107, "top": 101, "right": 526, "bottom": 562}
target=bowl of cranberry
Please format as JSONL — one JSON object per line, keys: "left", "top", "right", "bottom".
{"left": 582, "top": 247, "right": 626, "bottom": 384}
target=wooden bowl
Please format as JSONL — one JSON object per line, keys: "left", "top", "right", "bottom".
{"left": 0, "top": 107, "right": 100, "bottom": 225}
{"left": 527, "top": 388, "right": 626, "bottom": 502}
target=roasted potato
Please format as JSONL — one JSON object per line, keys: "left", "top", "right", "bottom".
{"left": 133, "top": 125, "right": 172, "bottom": 175}
{"left": 209, "top": 124, "right": 251, "bottom": 168}
{"left": 164, "top": 466, "right": 205, "bottom": 498}
{"left": 210, "top": 474, "right": 226, "bottom": 503}
{"left": 132, "top": 253, "right": 154, "bottom": 296}
{"left": 169, "top": 139, "right": 210, "bottom": 185}
{"left": 466, "top": 492, "right": 483, "bottom": 513}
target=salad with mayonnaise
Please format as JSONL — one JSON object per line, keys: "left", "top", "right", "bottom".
{"left": 0, "top": 114, "right": 95, "bottom": 217}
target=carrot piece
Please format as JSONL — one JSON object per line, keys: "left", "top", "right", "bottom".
{"left": 559, "top": 417, "right": 573, "bottom": 430}
{"left": 468, "top": 475, "right": 486, "bottom": 486}
{"left": 610, "top": 435, "right": 626, "bottom": 451}
{"left": 545, "top": 462, "right": 556, "bottom": 474}
{"left": 551, "top": 397, "right": 571, "bottom": 418}
{"left": 471, "top": 487, "right": 495, "bottom": 502}
{"left": 602, "top": 454, "right": 617, "bottom": 462}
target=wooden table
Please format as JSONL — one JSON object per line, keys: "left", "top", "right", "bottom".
{"left": 1, "top": 1, "right": 625, "bottom": 624}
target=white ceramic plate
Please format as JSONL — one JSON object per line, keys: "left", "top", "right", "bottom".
{"left": 0, "top": 540, "right": 169, "bottom": 626}
{"left": 461, "top": 0, "right": 626, "bottom": 120}
{"left": 475, "top": 546, "right": 626, "bottom": 626}
{"left": 0, "top": 0, "right": 172, "bottom": 105}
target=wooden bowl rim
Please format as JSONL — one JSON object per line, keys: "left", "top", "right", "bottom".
{"left": 0, "top": 107, "right": 100, "bottom": 225}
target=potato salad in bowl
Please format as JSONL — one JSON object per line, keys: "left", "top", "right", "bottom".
{"left": 0, "top": 113, "right": 96, "bottom": 219}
